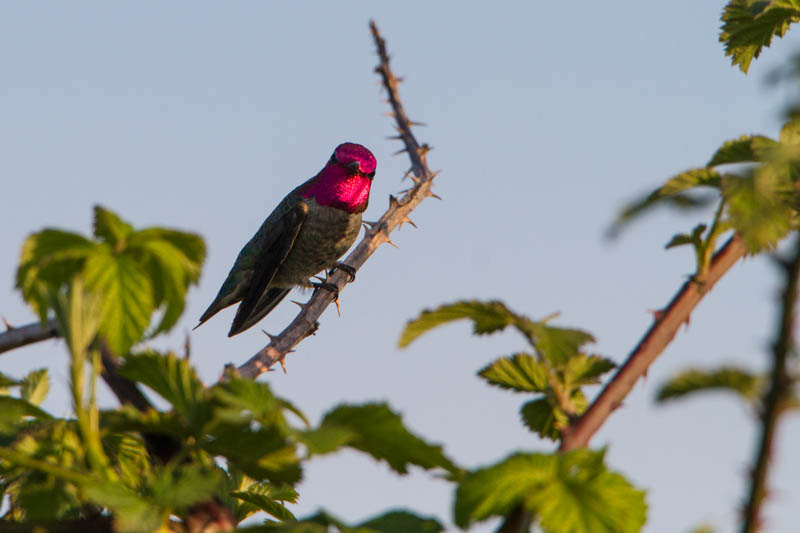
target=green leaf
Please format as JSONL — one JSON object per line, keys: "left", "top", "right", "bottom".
{"left": 454, "top": 450, "right": 646, "bottom": 532}
{"left": 398, "top": 301, "right": 520, "bottom": 347}
{"left": 660, "top": 168, "right": 723, "bottom": 196}
{"left": 119, "top": 351, "right": 208, "bottom": 427}
{"left": 320, "top": 403, "right": 458, "bottom": 474}
{"left": 780, "top": 115, "right": 800, "bottom": 144}
{"left": 656, "top": 366, "right": 762, "bottom": 404}
{"left": 85, "top": 481, "right": 163, "bottom": 533}
{"left": 0, "top": 396, "right": 52, "bottom": 433}
{"left": 16, "top": 229, "right": 96, "bottom": 321}
{"left": 83, "top": 248, "right": 154, "bottom": 354}
{"left": 213, "top": 376, "right": 291, "bottom": 428}
{"left": 611, "top": 168, "right": 721, "bottom": 234}
{"left": 720, "top": 0, "right": 800, "bottom": 74}
{"left": 528, "top": 325, "right": 596, "bottom": 367}
{"left": 358, "top": 510, "right": 444, "bottom": 533}
{"left": 532, "top": 449, "right": 647, "bottom": 533}
{"left": 454, "top": 452, "right": 556, "bottom": 528}
{"left": 563, "top": 354, "right": 616, "bottom": 387}
{"left": 478, "top": 353, "right": 549, "bottom": 393}
{"left": 20, "top": 368, "right": 49, "bottom": 406}
{"left": 295, "top": 425, "right": 356, "bottom": 456}
{"left": 520, "top": 398, "right": 565, "bottom": 441}
{"left": 707, "top": 135, "right": 778, "bottom": 166}
{"left": 722, "top": 166, "right": 794, "bottom": 252}
{"left": 665, "top": 223, "right": 707, "bottom": 250}
{"left": 205, "top": 424, "right": 301, "bottom": 485}
{"left": 128, "top": 228, "right": 206, "bottom": 336}
{"left": 93, "top": 205, "right": 134, "bottom": 248}
{"left": 231, "top": 489, "right": 296, "bottom": 521}
{"left": 150, "top": 464, "right": 223, "bottom": 509}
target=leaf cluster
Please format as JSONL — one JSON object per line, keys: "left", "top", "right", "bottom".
{"left": 16, "top": 206, "right": 205, "bottom": 354}
{"left": 399, "top": 301, "right": 645, "bottom": 532}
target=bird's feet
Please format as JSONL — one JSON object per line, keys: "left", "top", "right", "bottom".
{"left": 328, "top": 262, "right": 357, "bottom": 283}
{"left": 312, "top": 280, "right": 342, "bottom": 316}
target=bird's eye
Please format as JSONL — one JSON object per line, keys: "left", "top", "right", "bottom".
{"left": 367, "top": 171, "right": 375, "bottom": 179}
{"left": 330, "top": 152, "right": 338, "bottom": 163}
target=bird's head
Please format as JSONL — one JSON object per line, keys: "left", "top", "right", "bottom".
{"left": 329, "top": 142, "right": 377, "bottom": 179}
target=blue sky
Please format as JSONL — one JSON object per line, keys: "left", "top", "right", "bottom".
{"left": 1, "top": 2, "right": 799, "bottom": 531}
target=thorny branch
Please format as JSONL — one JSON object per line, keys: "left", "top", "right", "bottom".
{"left": 559, "top": 234, "right": 748, "bottom": 451}
{"left": 0, "top": 319, "right": 57, "bottom": 355}
{"left": 497, "top": 234, "right": 748, "bottom": 533}
{"left": 0, "top": 20, "right": 440, "bottom": 382}
{"left": 741, "top": 235, "right": 800, "bottom": 533}
{"left": 235, "top": 20, "right": 440, "bottom": 379}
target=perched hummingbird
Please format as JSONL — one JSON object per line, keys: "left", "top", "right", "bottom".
{"left": 196, "top": 142, "right": 377, "bottom": 336}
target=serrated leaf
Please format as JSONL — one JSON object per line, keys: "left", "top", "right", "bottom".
{"left": 454, "top": 450, "right": 646, "bottom": 532}
{"left": 320, "top": 403, "right": 458, "bottom": 474}
{"left": 564, "top": 354, "right": 616, "bottom": 387}
{"left": 85, "top": 481, "right": 162, "bottom": 533}
{"left": 611, "top": 168, "right": 721, "bottom": 234}
{"left": 707, "top": 135, "right": 778, "bottom": 166}
{"left": 119, "top": 351, "right": 208, "bottom": 427}
{"left": 478, "top": 353, "right": 549, "bottom": 392}
{"left": 527, "top": 325, "right": 596, "bottom": 367}
{"left": 206, "top": 424, "right": 302, "bottom": 485}
{"left": 20, "top": 368, "right": 49, "bottom": 406}
{"left": 720, "top": 0, "right": 800, "bottom": 74}
{"left": 532, "top": 449, "right": 647, "bottom": 533}
{"left": 83, "top": 248, "right": 154, "bottom": 354}
{"left": 232, "top": 490, "right": 296, "bottom": 521}
{"left": 213, "top": 376, "right": 290, "bottom": 428}
{"left": 358, "top": 510, "right": 444, "bottom": 533}
{"left": 150, "top": 464, "right": 223, "bottom": 508}
{"left": 656, "top": 366, "right": 762, "bottom": 404}
{"left": 93, "top": 205, "right": 134, "bottom": 247}
{"left": 398, "top": 301, "right": 520, "bottom": 347}
{"left": 128, "top": 229, "right": 205, "bottom": 336}
{"left": 295, "top": 425, "right": 356, "bottom": 456}
{"left": 520, "top": 398, "right": 564, "bottom": 441}
{"left": 454, "top": 453, "right": 556, "bottom": 527}
{"left": 0, "top": 396, "right": 52, "bottom": 432}
{"left": 722, "top": 166, "right": 794, "bottom": 252}
{"left": 16, "top": 229, "right": 96, "bottom": 321}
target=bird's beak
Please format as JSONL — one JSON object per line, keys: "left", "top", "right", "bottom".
{"left": 346, "top": 160, "right": 361, "bottom": 173}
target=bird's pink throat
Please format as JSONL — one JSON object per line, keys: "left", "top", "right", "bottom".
{"left": 301, "top": 164, "right": 372, "bottom": 213}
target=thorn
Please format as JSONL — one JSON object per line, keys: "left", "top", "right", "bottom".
{"left": 427, "top": 191, "right": 442, "bottom": 200}
{"left": 183, "top": 332, "right": 191, "bottom": 360}
{"left": 279, "top": 355, "right": 287, "bottom": 374}
{"left": 649, "top": 309, "right": 666, "bottom": 322}
{"left": 389, "top": 194, "right": 401, "bottom": 209}
{"left": 334, "top": 298, "right": 342, "bottom": 317}
{"left": 2, "top": 316, "right": 14, "bottom": 331}
{"left": 420, "top": 143, "right": 433, "bottom": 154}
{"left": 408, "top": 120, "right": 427, "bottom": 127}
{"left": 291, "top": 300, "right": 306, "bottom": 310}
{"left": 393, "top": 147, "right": 409, "bottom": 156}
{"left": 395, "top": 76, "right": 404, "bottom": 83}
{"left": 401, "top": 216, "right": 417, "bottom": 229}
{"left": 261, "top": 329, "right": 279, "bottom": 343}
{"left": 382, "top": 111, "right": 396, "bottom": 117}
{"left": 683, "top": 314, "right": 691, "bottom": 329}
{"left": 386, "top": 134, "right": 404, "bottom": 141}
{"left": 362, "top": 220, "right": 379, "bottom": 232}
{"left": 384, "top": 236, "right": 399, "bottom": 249}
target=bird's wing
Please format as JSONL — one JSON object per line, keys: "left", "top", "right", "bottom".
{"left": 228, "top": 202, "right": 308, "bottom": 336}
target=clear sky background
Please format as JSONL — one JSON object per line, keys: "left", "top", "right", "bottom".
{"left": 2, "top": 2, "right": 799, "bottom": 532}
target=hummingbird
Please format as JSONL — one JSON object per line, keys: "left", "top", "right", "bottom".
{"left": 196, "top": 142, "right": 377, "bottom": 336}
